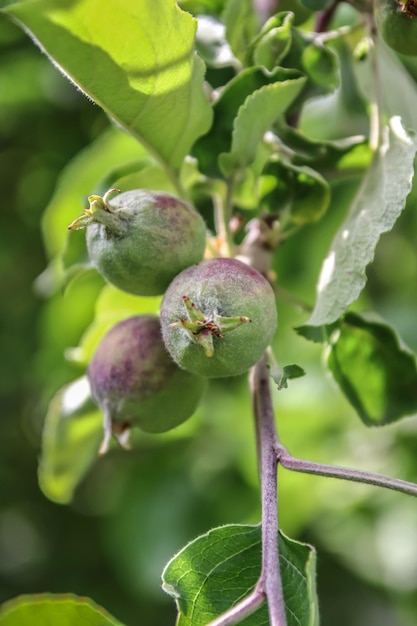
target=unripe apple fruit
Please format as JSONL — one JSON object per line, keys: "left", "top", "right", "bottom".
{"left": 160, "top": 258, "right": 277, "bottom": 378}
{"left": 68, "top": 189, "right": 207, "bottom": 296}
{"left": 375, "top": 0, "right": 417, "bottom": 56}
{"left": 88, "top": 315, "right": 206, "bottom": 452}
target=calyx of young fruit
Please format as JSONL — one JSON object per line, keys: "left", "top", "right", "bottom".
{"left": 88, "top": 315, "right": 206, "bottom": 453}
{"left": 160, "top": 258, "right": 278, "bottom": 378}
{"left": 170, "top": 295, "right": 251, "bottom": 358}
{"left": 68, "top": 188, "right": 207, "bottom": 296}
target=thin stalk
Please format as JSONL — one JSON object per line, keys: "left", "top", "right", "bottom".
{"left": 251, "top": 356, "right": 288, "bottom": 626}
{"left": 206, "top": 587, "right": 265, "bottom": 626}
{"left": 213, "top": 179, "right": 235, "bottom": 257}
{"left": 365, "top": 12, "right": 383, "bottom": 151}
{"left": 314, "top": 0, "right": 339, "bottom": 33}
{"left": 278, "top": 446, "right": 417, "bottom": 497}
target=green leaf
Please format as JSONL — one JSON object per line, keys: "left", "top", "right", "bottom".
{"left": 223, "top": 0, "right": 259, "bottom": 63}
{"left": 270, "top": 364, "right": 306, "bottom": 390}
{"left": 3, "top": 0, "right": 213, "bottom": 173}
{"left": 277, "top": 28, "right": 339, "bottom": 111}
{"left": 295, "top": 322, "right": 338, "bottom": 343}
{"left": 251, "top": 12, "right": 294, "bottom": 71}
{"left": 326, "top": 312, "right": 417, "bottom": 426}
{"left": 110, "top": 163, "right": 180, "bottom": 197}
{"left": 274, "top": 121, "right": 369, "bottom": 169}
{"left": 38, "top": 376, "right": 103, "bottom": 504}
{"left": 180, "top": 0, "right": 228, "bottom": 15}
{"left": 193, "top": 66, "right": 303, "bottom": 177}
{"left": 305, "top": 117, "right": 417, "bottom": 327}
{"left": 301, "top": 41, "right": 339, "bottom": 91}
{"left": 0, "top": 594, "right": 124, "bottom": 626}
{"left": 259, "top": 159, "right": 330, "bottom": 224}
{"left": 219, "top": 76, "right": 306, "bottom": 176}
{"left": 162, "top": 524, "right": 318, "bottom": 626}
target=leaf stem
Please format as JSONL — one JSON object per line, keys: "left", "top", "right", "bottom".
{"left": 213, "top": 179, "right": 235, "bottom": 257}
{"left": 314, "top": 0, "right": 340, "bottom": 33}
{"left": 277, "top": 446, "right": 417, "bottom": 497}
{"left": 205, "top": 587, "right": 265, "bottom": 626}
{"left": 364, "top": 12, "right": 383, "bottom": 151}
{"left": 251, "top": 356, "right": 288, "bottom": 626}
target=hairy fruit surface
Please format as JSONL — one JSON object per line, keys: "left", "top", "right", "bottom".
{"left": 375, "top": 0, "right": 417, "bottom": 56}
{"left": 160, "top": 258, "right": 277, "bottom": 378}
{"left": 88, "top": 315, "right": 206, "bottom": 452}
{"left": 68, "top": 189, "right": 207, "bottom": 295}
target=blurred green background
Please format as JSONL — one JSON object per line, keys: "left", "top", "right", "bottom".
{"left": 2, "top": 9, "right": 417, "bottom": 626}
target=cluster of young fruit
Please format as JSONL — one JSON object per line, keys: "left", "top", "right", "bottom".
{"left": 69, "top": 189, "right": 277, "bottom": 451}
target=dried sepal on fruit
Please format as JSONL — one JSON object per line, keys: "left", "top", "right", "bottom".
{"left": 399, "top": 0, "right": 417, "bottom": 18}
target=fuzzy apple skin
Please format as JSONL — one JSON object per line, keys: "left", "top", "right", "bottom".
{"left": 85, "top": 190, "right": 206, "bottom": 295}
{"left": 88, "top": 315, "right": 206, "bottom": 434}
{"left": 375, "top": 0, "right": 417, "bottom": 56}
{"left": 160, "top": 258, "right": 278, "bottom": 378}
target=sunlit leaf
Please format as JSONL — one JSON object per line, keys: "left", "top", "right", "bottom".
{"left": 162, "top": 524, "right": 318, "bottom": 626}
{"left": 305, "top": 117, "right": 417, "bottom": 327}
{"left": 0, "top": 594, "right": 124, "bottom": 626}
{"left": 3, "top": 0, "right": 213, "bottom": 173}
{"left": 38, "top": 376, "right": 103, "bottom": 504}
{"left": 326, "top": 312, "right": 417, "bottom": 426}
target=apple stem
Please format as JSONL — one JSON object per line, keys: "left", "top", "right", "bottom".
{"left": 213, "top": 180, "right": 235, "bottom": 258}
{"left": 278, "top": 447, "right": 417, "bottom": 497}
{"left": 206, "top": 354, "right": 287, "bottom": 626}
{"left": 364, "top": 11, "right": 383, "bottom": 151}
{"left": 206, "top": 346, "right": 417, "bottom": 626}
{"left": 251, "top": 355, "right": 288, "bottom": 626}
{"left": 99, "top": 409, "right": 113, "bottom": 456}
